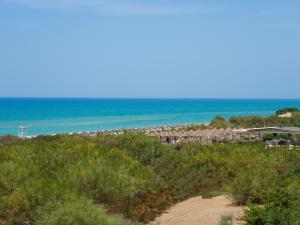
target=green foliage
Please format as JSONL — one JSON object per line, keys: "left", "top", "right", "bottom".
{"left": 37, "top": 198, "right": 125, "bottom": 225}
{"left": 230, "top": 167, "right": 278, "bottom": 204}
{"left": 276, "top": 107, "right": 300, "bottom": 116}
{"left": 262, "top": 133, "right": 288, "bottom": 141}
{"left": 229, "top": 116, "right": 265, "bottom": 128}
{"left": 244, "top": 188, "right": 300, "bottom": 225}
{"left": 209, "top": 116, "right": 230, "bottom": 128}
{"left": 293, "top": 133, "right": 300, "bottom": 138}
{"left": 219, "top": 215, "right": 233, "bottom": 225}
{"left": 209, "top": 111, "right": 300, "bottom": 128}
{"left": 0, "top": 133, "right": 300, "bottom": 225}
{"left": 96, "top": 132, "right": 164, "bottom": 166}
{"left": 0, "top": 134, "right": 154, "bottom": 224}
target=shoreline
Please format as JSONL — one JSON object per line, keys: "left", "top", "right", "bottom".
{"left": 1, "top": 98, "right": 299, "bottom": 137}
{"left": 27, "top": 122, "right": 209, "bottom": 138}
{"left": 23, "top": 123, "right": 260, "bottom": 145}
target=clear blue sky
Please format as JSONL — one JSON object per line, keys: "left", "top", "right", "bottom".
{"left": 0, "top": 0, "right": 299, "bottom": 98}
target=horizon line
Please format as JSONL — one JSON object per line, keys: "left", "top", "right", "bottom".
{"left": 0, "top": 97, "right": 300, "bottom": 100}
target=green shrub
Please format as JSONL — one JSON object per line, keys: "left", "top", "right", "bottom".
{"left": 219, "top": 215, "right": 233, "bottom": 225}
{"left": 276, "top": 107, "right": 299, "bottom": 116}
{"left": 230, "top": 166, "right": 279, "bottom": 204}
{"left": 96, "top": 132, "right": 164, "bottom": 166}
{"left": 0, "top": 188, "right": 36, "bottom": 225}
{"left": 244, "top": 188, "right": 300, "bottom": 225}
{"left": 37, "top": 198, "right": 125, "bottom": 225}
{"left": 66, "top": 150, "right": 153, "bottom": 203}
{"left": 210, "top": 116, "right": 230, "bottom": 128}
{"left": 262, "top": 133, "right": 273, "bottom": 141}
{"left": 0, "top": 133, "right": 300, "bottom": 224}
{"left": 227, "top": 111, "right": 300, "bottom": 128}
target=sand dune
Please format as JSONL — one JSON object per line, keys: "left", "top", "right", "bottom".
{"left": 150, "top": 195, "right": 245, "bottom": 225}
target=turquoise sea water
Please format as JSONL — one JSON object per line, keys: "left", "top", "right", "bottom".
{"left": 0, "top": 98, "right": 300, "bottom": 136}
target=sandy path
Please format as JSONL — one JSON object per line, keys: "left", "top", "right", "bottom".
{"left": 149, "top": 195, "right": 245, "bottom": 225}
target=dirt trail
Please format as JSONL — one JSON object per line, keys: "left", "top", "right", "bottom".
{"left": 149, "top": 195, "right": 245, "bottom": 225}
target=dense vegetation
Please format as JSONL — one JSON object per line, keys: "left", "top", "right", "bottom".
{"left": 1, "top": 133, "right": 300, "bottom": 225}
{"left": 245, "top": 188, "right": 300, "bottom": 225}
{"left": 276, "top": 107, "right": 300, "bottom": 116}
{"left": 209, "top": 109, "right": 300, "bottom": 128}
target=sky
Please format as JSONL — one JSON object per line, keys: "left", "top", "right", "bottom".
{"left": 0, "top": 0, "right": 300, "bottom": 98}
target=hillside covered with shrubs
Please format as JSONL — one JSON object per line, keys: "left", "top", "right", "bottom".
{"left": 1, "top": 133, "right": 300, "bottom": 225}
{"left": 209, "top": 109, "right": 300, "bottom": 128}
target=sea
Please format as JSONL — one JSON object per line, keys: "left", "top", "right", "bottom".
{"left": 0, "top": 98, "right": 300, "bottom": 136}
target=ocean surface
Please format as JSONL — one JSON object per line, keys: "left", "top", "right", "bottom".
{"left": 0, "top": 98, "right": 300, "bottom": 136}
